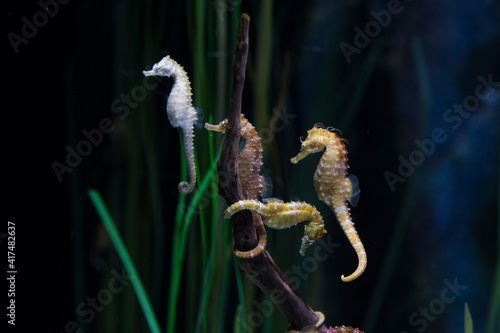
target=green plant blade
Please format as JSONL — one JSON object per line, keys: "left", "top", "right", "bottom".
{"left": 233, "top": 304, "right": 245, "bottom": 333}
{"left": 166, "top": 143, "right": 222, "bottom": 333}
{"left": 166, "top": 134, "right": 190, "bottom": 333}
{"left": 464, "top": 302, "right": 474, "bottom": 333}
{"left": 87, "top": 189, "right": 162, "bottom": 333}
{"left": 486, "top": 154, "right": 500, "bottom": 333}
{"left": 234, "top": 258, "right": 247, "bottom": 333}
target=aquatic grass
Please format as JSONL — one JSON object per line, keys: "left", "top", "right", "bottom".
{"left": 464, "top": 302, "right": 473, "bottom": 333}
{"left": 252, "top": 4, "right": 273, "bottom": 331}
{"left": 140, "top": 104, "right": 165, "bottom": 312}
{"left": 233, "top": 304, "right": 245, "bottom": 333}
{"left": 185, "top": 152, "right": 209, "bottom": 328}
{"left": 182, "top": 1, "right": 241, "bottom": 331}
{"left": 214, "top": 249, "right": 231, "bottom": 332}
{"left": 166, "top": 136, "right": 188, "bottom": 333}
{"left": 214, "top": 0, "right": 231, "bottom": 124}
{"left": 311, "top": 41, "right": 379, "bottom": 132}
{"left": 188, "top": 0, "right": 207, "bottom": 107}
{"left": 195, "top": 117, "right": 219, "bottom": 333}
{"left": 197, "top": 163, "right": 209, "bottom": 272}
{"left": 338, "top": 44, "right": 380, "bottom": 131}
{"left": 234, "top": 258, "right": 247, "bottom": 333}
{"left": 486, "top": 155, "right": 500, "bottom": 333}
{"left": 166, "top": 135, "right": 222, "bottom": 333}
{"left": 207, "top": 116, "right": 219, "bottom": 249}
{"left": 195, "top": 252, "right": 213, "bottom": 333}
{"left": 184, "top": 3, "right": 216, "bottom": 327}
{"left": 120, "top": 3, "right": 150, "bottom": 330}
{"left": 87, "top": 189, "right": 162, "bottom": 333}
{"left": 64, "top": 66, "right": 86, "bottom": 333}
{"left": 363, "top": 38, "right": 431, "bottom": 332}
{"left": 254, "top": 0, "right": 273, "bottom": 133}
{"left": 233, "top": 257, "right": 247, "bottom": 333}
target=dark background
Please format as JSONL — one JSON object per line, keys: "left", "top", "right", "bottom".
{"left": 3, "top": 0, "right": 500, "bottom": 332}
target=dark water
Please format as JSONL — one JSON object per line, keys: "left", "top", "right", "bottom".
{"left": 5, "top": 0, "right": 499, "bottom": 332}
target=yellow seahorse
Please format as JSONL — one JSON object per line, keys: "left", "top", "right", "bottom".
{"left": 291, "top": 124, "right": 365, "bottom": 282}
{"left": 206, "top": 115, "right": 267, "bottom": 258}
{"left": 224, "top": 199, "right": 326, "bottom": 255}
{"left": 143, "top": 55, "right": 199, "bottom": 194}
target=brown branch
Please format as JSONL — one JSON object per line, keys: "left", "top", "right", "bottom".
{"left": 217, "top": 13, "right": 327, "bottom": 332}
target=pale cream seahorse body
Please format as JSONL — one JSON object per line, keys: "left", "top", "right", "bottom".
{"left": 291, "top": 125, "right": 365, "bottom": 282}
{"left": 206, "top": 115, "right": 267, "bottom": 258}
{"left": 224, "top": 199, "right": 326, "bottom": 255}
{"left": 143, "top": 55, "right": 198, "bottom": 194}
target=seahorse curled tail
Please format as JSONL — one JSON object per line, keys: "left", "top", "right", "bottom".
{"left": 178, "top": 119, "right": 196, "bottom": 194}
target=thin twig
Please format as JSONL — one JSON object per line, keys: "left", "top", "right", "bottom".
{"left": 217, "top": 13, "right": 326, "bottom": 332}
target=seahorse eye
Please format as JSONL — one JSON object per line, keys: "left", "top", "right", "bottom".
{"left": 155, "top": 65, "right": 174, "bottom": 77}
{"left": 299, "top": 136, "right": 305, "bottom": 143}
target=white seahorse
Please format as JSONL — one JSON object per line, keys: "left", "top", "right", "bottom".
{"left": 143, "top": 55, "right": 199, "bottom": 194}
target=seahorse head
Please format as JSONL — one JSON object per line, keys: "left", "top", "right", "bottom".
{"left": 143, "top": 55, "right": 177, "bottom": 77}
{"left": 291, "top": 125, "right": 336, "bottom": 164}
{"left": 205, "top": 114, "right": 249, "bottom": 134}
{"left": 303, "top": 221, "right": 327, "bottom": 242}
{"left": 204, "top": 119, "right": 228, "bottom": 133}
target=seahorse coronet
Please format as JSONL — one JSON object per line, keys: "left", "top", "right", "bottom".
{"left": 291, "top": 125, "right": 366, "bottom": 282}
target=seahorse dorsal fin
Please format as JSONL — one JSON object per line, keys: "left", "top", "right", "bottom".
{"left": 347, "top": 174, "right": 360, "bottom": 207}
{"left": 262, "top": 197, "right": 283, "bottom": 203}
{"left": 193, "top": 106, "right": 204, "bottom": 130}
{"left": 260, "top": 172, "right": 273, "bottom": 200}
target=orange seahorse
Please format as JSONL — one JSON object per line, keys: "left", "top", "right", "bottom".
{"left": 291, "top": 124, "right": 365, "bottom": 282}
{"left": 143, "top": 55, "right": 199, "bottom": 194}
{"left": 205, "top": 115, "right": 265, "bottom": 199}
{"left": 224, "top": 199, "right": 326, "bottom": 256}
{"left": 205, "top": 115, "right": 267, "bottom": 258}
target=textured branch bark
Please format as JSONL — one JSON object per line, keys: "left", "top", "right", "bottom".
{"left": 217, "top": 13, "right": 327, "bottom": 332}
